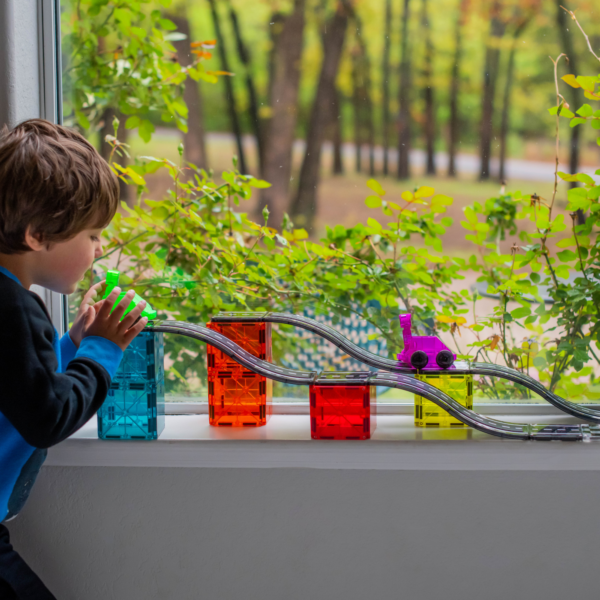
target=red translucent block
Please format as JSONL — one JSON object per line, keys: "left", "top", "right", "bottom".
{"left": 207, "top": 322, "right": 272, "bottom": 427}
{"left": 310, "top": 385, "right": 376, "bottom": 440}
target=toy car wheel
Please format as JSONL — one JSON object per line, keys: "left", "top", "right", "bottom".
{"left": 436, "top": 350, "right": 454, "bottom": 369}
{"left": 410, "top": 350, "right": 429, "bottom": 369}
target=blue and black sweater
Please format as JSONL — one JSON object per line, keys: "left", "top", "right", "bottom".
{"left": 0, "top": 267, "right": 123, "bottom": 522}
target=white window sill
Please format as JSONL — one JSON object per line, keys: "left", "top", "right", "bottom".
{"left": 45, "top": 413, "right": 600, "bottom": 472}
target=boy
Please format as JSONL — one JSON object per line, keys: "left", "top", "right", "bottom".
{"left": 0, "top": 119, "right": 148, "bottom": 599}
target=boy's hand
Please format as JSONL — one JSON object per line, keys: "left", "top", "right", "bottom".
{"left": 69, "top": 281, "right": 105, "bottom": 348}
{"left": 82, "top": 287, "right": 148, "bottom": 351}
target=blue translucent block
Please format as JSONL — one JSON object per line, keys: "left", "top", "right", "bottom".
{"left": 97, "top": 331, "right": 165, "bottom": 440}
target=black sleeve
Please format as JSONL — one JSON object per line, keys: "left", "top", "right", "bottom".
{"left": 0, "top": 282, "right": 111, "bottom": 449}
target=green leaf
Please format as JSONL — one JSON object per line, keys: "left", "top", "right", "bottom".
{"left": 249, "top": 179, "right": 271, "bottom": 189}
{"left": 76, "top": 111, "right": 90, "bottom": 130}
{"left": 159, "top": 18, "right": 177, "bottom": 31}
{"left": 365, "top": 195, "right": 382, "bottom": 208}
{"left": 559, "top": 107, "right": 575, "bottom": 118}
{"left": 570, "top": 118, "right": 586, "bottom": 127}
{"left": 557, "top": 249, "right": 577, "bottom": 262}
{"left": 576, "top": 104, "right": 594, "bottom": 117}
{"left": 548, "top": 106, "right": 559, "bottom": 115}
{"left": 139, "top": 120, "right": 155, "bottom": 143}
{"left": 576, "top": 76, "right": 597, "bottom": 92}
{"left": 511, "top": 307, "right": 531, "bottom": 319}
{"left": 367, "top": 217, "right": 382, "bottom": 231}
{"left": 463, "top": 206, "right": 478, "bottom": 225}
{"left": 125, "top": 116, "right": 141, "bottom": 129}
{"left": 366, "top": 179, "right": 386, "bottom": 196}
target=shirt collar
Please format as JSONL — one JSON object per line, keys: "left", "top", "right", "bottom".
{"left": 0, "top": 266, "right": 22, "bottom": 286}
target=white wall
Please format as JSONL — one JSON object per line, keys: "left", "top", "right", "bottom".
{"left": 8, "top": 465, "right": 600, "bottom": 600}
{"left": 0, "top": 0, "right": 40, "bottom": 129}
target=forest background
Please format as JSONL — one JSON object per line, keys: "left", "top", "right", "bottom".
{"left": 62, "top": 0, "right": 600, "bottom": 238}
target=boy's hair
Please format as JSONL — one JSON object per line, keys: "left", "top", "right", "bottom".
{"left": 0, "top": 119, "right": 119, "bottom": 254}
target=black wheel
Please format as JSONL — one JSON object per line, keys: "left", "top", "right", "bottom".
{"left": 410, "top": 350, "right": 429, "bottom": 369}
{"left": 436, "top": 350, "right": 454, "bottom": 369}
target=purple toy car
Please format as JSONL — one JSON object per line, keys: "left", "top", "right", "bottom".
{"left": 397, "top": 313, "right": 456, "bottom": 369}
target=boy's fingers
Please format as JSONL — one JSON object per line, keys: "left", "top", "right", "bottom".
{"left": 84, "top": 305, "right": 96, "bottom": 328}
{"left": 88, "top": 281, "right": 104, "bottom": 296}
{"left": 109, "top": 290, "right": 135, "bottom": 323}
{"left": 82, "top": 281, "right": 104, "bottom": 304}
{"left": 119, "top": 300, "right": 146, "bottom": 332}
{"left": 92, "top": 299, "right": 105, "bottom": 313}
{"left": 97, "top": 288, "right": 121, "bottom": 319}
{"left": 124, "top": 317, "right": 148, "bottom": 343}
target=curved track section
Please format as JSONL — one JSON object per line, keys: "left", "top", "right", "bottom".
{"left": 148, "top": 321, "right": 600, "bottom": 441}
{"left": 468, "top": 363, "right": 600, "bottom": 424}
{"left": 212, "top": 312, "right": 600, "bottom": 425}
{"left": 211, "top": 312, "right": 411, "bottom": 372}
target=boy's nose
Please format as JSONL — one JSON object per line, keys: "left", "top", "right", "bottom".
{"left": 95, "top": 242, "right": 103, "bottom": 258}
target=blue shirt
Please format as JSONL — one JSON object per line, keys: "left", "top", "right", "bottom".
{"left": 0, "top": 266, "right": 123, "bottom": 521}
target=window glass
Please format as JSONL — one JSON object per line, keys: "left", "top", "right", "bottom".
{"left": 60, "top": 0, "right": 600, "bottom": 406}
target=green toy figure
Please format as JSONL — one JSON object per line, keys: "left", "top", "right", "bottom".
{"left": 102, "top": 270, "right": 157, "bottom": 321}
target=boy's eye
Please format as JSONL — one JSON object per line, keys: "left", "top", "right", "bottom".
{"left": 91, "top": 236, "right": 100, "bottom": 242}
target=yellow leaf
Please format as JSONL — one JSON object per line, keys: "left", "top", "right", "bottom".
{"left": 436, "top": 315, "right": 466, "bottom": 325}
{"left": 124, "top": 167, "right": 145, "bottom": 186}
{"left": 415, "top": 186, "right": 435, "bottom": 199}
{"left": 401, "top": 191, "right": 413, "bottom": 201}
{"left": 561, "top": 74, "right": 581, "bottom": 88}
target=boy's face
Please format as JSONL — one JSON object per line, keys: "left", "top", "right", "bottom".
{"left": 29, "top": 228, "right": 104, "bottom": 294}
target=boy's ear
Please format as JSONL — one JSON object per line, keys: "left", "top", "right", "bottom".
{"left": 24, "top": 226, "right": 46, "bottom": 252}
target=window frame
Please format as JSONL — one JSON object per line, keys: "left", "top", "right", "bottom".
{"left": 38, "top": 0, "right": 68, "bottom": 337}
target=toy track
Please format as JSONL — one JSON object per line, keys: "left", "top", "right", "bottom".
{"left": 147, "top": 320, "right": 600, "bottom": 442}
{"left": 211, "top": 312, "right": 600, "bottom": 426}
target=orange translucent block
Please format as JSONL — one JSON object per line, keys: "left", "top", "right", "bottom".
{"left": 207, "top": 322, "right": 272, "bottom": 426}
{"left": 207, "top": 321, "right": 272, "bottom": 368}
{"left": 310, "top": 385, "right": 376, "bottom": 440}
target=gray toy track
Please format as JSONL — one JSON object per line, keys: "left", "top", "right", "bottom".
{"left": 211, "top": 312, "right": 600, "bottom": 425}
{"left": 147, "top": 319, "right": 600, "bottom": 442}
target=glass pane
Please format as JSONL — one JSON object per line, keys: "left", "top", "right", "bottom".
{"left": 60, "top": 1, "right": 600, "bottom": 407}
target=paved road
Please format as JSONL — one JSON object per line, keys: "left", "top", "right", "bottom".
{"left": 153, "top": 129, "right": 600, "bottom": 184}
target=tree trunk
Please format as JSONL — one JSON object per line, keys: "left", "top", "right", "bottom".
{"left": 397, "top": 0, "right": 412, "bottom": 180}
{"left": 290, "top": 2, "right": 350, "bottom": 229}
{"left": 382, "top": 0, "right": 392, "bottom": 176}
{"left": 332, "top": 87, "right": 344, "bottom": 174}
{"left": 556, "top": 1, "right": 581, "bottom": 185}
{"left": 498, "top": 19, "right": 530, "bottom": 183}
{"left": 359, "top": 33, "right": 376, "bottom": 176}
{"left": 447, "top": 0, "right": 468, "bottom": 177}
{"left": 169, "top": 13, "right": 208, "bottom": 170}
{"left": 421, "top": 0, "right": 435, "bottom": 175}
{"left": 208, "top": 0, "right": 247, "bottom": 174}
{"left": 351, "top": 46, "right": 363, "bottom": 173}
{"left": 228, "top": 3, "right": 263, "bottom": 172}
{"left": 478, "top": 5, "right": 505, "bottom": 181}
{"left": 99, "top": 108, "right": 130, "bottom": 206}
{"left": 258, "top": 0, "right": 305, "bottom": 227}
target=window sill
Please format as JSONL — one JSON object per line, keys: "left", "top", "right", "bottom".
{"left": 45, "top": 414, "right": 600, "bottom": 471}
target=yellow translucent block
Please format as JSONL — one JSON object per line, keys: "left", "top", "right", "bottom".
{"left": 415, "top": 373, "right": 473, "bottom": 427}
